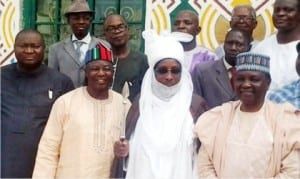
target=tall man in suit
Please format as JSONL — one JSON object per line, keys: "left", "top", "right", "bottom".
{"left": 48, "top": 0, "right": 109, "bottom": 87}
{"left": 192, "top": 29, "right": 251, "bottom": 109}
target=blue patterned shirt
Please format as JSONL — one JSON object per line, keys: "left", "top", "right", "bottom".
{"left": 268, "top": 79, "right": 300, "bottom": 109}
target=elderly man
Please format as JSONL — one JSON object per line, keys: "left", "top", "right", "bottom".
{"left": 1, "top": 29, "right": 74, "bottom": 178}
{"left": 172, "top": 10, "right": 217, "bottom": 74}
{"left": 33, "top": 42, "right": 131, "bottom": 178}
{"left": 103, "top": 14, "right": 148, "bottom": 101}
{"left": 252, "top": 0, "right": 300, "bottom": 91}
{"left": 48, "top": 0, "right": 109, "bottom": 87}
{"left": 268, "top": 42, "right": 300, "bottom": 109}
{"left": 195, "top": 52, "right": 300, "bottom": 178}
{"left": 192, "top": 29, "right": 251, "bottom": 109}
{"left": 215, "top": 4, "right": 258, "bottom": 58}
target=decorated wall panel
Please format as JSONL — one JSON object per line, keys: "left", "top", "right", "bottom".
{"left": 0, "top": 0, "right": 276, "bottom": 66}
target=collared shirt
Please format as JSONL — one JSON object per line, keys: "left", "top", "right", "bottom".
{"left": 223, "top": 57, "right": 234, "bottom": 78}
{"left": 72, "top": 33, "right": 91, "bottom": 63}
{"left": 268, "top": 79, "right": 300, "bottom": 109}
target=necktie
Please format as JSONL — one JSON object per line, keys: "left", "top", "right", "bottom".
{"left": 75, "top": 40, "right": 84, "bottom": 62}
{"left": 229, "top": 66, "right": 237, "bottom": 89}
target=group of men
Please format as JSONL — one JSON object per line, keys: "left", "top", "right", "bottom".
{"left": 1, "top": 0, "right": 300, "bottom": 178}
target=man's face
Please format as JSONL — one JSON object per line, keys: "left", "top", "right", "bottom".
{"left": 224, "top": 31, "right": 250, "bottom": 65}
{"left": 68, "top": 12, "right": 92, "bottom": 40}
{"left": 235, "top": 71, "right": 270, "bottom": 110}
{"left": 273, "top": 0, "right": 300, "bottom": 31}
{"left": 85, "top": 60, "right": 114, "bottom": 92}
{"left": 14, "top": 32, "right": 44, "bottom": 70}
{"left": 104, "top": 15, "right": 129, "bottom": 48}
{"left": 154, "top": 59, "right": 181, "bottom": 87}
{"left": 173, "top": 11, "right": 200, "bottom": 37}
{"left": 230, "top": 7, "right": 257, "bottom": 33}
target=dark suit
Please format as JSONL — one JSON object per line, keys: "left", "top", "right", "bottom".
{"left": 48, "top": 36, "right": 109, "bottom": 87}
{"left": 191, "top": 59, "right": 238, "bottom": 109}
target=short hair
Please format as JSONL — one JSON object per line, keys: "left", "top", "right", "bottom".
{"left": 14, "top": 29, "right": 45, "bottom": 47}
{"left": 174, "top": 10, "right": 199, "bottom": 25}
{"left": 103, "top": 14, "right": 128, "bottom": 27}
{"left": 232, "top": 4, "right": 256, "bottom": 19}
{"left": 225, "top": 28, "right": 252, "bottom": 45}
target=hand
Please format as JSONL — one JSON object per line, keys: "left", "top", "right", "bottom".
{"left": 114, "top": 139, "right": 129, "bottom": 158}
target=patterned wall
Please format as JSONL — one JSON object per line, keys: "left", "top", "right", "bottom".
{"left": 0, "top": 0, "right": 276, "bottom": 66}
{"left": 145, "top": 0, "right": 276, "bottom": 50}
{"left": 0, "top": 0, "right": 19, "bottom": 66}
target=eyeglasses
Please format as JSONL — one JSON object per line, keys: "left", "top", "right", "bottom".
{"left": 105, "top": 24, "right": 128, "bottom": 33}
{"left": 155, "top": 67, "right": 181, "bottom": 75}
{"left": 231, "top": 16, "right": 254, "bottom": 22}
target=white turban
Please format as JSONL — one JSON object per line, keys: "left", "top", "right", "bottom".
{"left": 126, "top": 30, "right": 195, "bottom": 178}
{"left": 143, "top": 30, "right": 184, "bottom": 68}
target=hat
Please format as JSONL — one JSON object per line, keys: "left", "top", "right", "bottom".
{"left": 236, "top": 52, "right": 270, "bottom": 74}
{"left": 143, "top": 30, "right": 184, "bottom": 67}
{"left": 84, "top": 42, "right": 113, "bottom": 65}
{"left": 297, "top": 42, "right": 300, "bottom": 54}
{"left": 64, "top": 0, "right": 93, "bottom": 17}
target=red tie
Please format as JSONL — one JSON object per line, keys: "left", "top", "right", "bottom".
{"left": 229, "top": 66, "right": 237, "bottom": 89}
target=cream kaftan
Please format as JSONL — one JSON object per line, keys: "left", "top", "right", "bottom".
{"left": 195, "top": 100, "right": 300, "bottom": 178}
{"left": 33, "top": 87, "right": 131, "bottom": 178}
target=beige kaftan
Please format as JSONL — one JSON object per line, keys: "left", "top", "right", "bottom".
{"left": 33, "top": 87, "right": 131, "bottom": 178}
{"left": 195, "top": 100, "right": 300, "bottom": 178}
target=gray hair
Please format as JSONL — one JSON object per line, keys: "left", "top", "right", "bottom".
{"left": 232, "top": 4, "right": 256, "bottom": 19}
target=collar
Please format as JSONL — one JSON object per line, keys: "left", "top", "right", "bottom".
{"left": 223, "top": 57, "right": 234, "bottom": 71}
{"left": 14, "top": 64, "right": 46, "bottom": 77}
{"left": 71, "top": 33, "right": 91, "bottom": 44}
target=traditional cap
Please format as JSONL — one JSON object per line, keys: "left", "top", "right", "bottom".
{"left": 297, "top": 42, "right": 300, "bottom": 54}
{"left": 64, "top": 0, "right": 93, "bottom": 17}
{"left": 143, "top": 30, "right": 184, "bottom": 67}
{"left": 84, "top": 42, "right": 113, "bottom": 65}
{"left": 236, "top": 52, "right": 270, "bottom": 74}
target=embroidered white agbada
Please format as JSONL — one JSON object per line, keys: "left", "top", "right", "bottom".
{"left": 32, "top": 87, "right": 131, "bottom": 178}
{"left": 125, "top": 32, "right": 197, "bottom": 179}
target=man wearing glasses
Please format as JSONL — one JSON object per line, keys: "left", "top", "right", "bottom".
{"left": 103, "top": 14, "right": 148, "bottom": 102}
{"left": 215, "top": 5, "right": 258, "bottom": 58}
